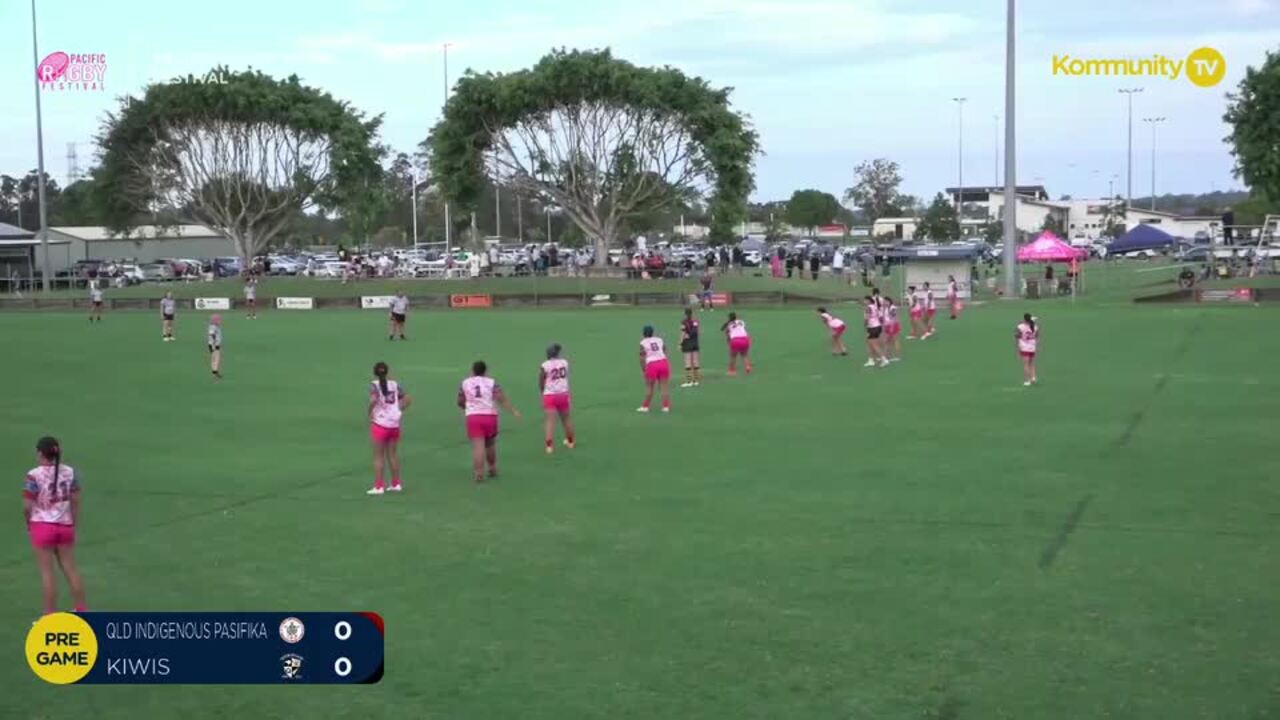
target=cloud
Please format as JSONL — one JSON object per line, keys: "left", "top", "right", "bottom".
{"left": 1226, "top": 0, "right": 1271, "bottom": 16}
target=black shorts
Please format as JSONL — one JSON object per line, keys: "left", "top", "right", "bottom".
{"left": 680, "top": 340, "right": 700, "bottom": 353}
{"left": 391, "top": 312, "right": 406, "bottom": 324}
{"left": 208, "top": 344, "right": 220, "bottom": 353}
{"left": 163, "top": 314, "right": 175, "bottom": 322}
{"left": 866, "top": 327, "right": 883, "bottom": 340}
{"left": 92, "top": 301, "right": 102, "bottom": 308}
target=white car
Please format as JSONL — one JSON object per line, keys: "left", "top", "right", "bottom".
{"left": 741, "top": 250, "right": 763, "bottom": 267}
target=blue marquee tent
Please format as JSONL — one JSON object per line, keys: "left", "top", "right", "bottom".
{"left": 1107, "top": 224, "right": 1175, "bottom": 254}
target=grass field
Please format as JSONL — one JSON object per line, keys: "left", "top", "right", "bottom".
{"left": 2, "top": 297, "right": 1279, "bottom": 718}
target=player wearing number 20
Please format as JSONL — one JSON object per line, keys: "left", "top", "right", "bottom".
{"left": 24, "top": 436, "right": 89, "bottom": 616}
{"left": 539, "top": 344, "right": 576, "bottom": 454}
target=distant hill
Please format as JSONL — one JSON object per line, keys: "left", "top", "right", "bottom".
{"left": 1130, "top": 191, "right": 1250, "bottom": 216}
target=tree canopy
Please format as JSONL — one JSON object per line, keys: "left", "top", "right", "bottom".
{"left": 914, "top": 193, "right": 957, "bottom": 241}
{"left": 783, "top": 189, "right": 841, "bottom": 235}
{"left": 95, "top": 67, "right": 385, "bottom": 260}
{"left": 844, "top": 158, "right": 906, "bottom": 222}
{"left": 423, "top": 48, "right": 760, "bottom": 257}
{"left": 1224, "top": 48, "right": 1280, "bottom": 203}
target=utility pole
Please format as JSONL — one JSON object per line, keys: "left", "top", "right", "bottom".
{"left": 1118, "top": 88, "right": 1143, "bottom": 209}
{"left": 952, "top": 97, "right": 967, "bottom": 240}
{"left": 442, "top": 42, "right": 453, "bottom": 258}
{"left": 1001, "top": 0, "right": 1018, "bottom": 298}
{"left": 1143, "top": 117, "right": 1166, "bottom": 211}
{"left": 30, "top": 0, "right": 51, "bottom": 292}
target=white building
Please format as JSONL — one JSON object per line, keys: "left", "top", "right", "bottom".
{"left": 872, "top": 217, "right": 918, "bottom": 241}
{"left": 45, "top": 225, "right": 235, "bottom": 270}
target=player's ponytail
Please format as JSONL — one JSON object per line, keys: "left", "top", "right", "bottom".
{"left": 1024, "top": 313, "right": 1036, "bottom": 333}
{"left": 36, "top": 436, "right": 60, "bottom": 488}
{"left": 374, "top": 362, "right": 389, "bottom": 395}
{"left": 546, "top": 343, "right": 561, "bottom": 359}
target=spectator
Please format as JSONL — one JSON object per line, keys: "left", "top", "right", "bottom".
{"left": 720, "top": 247, "right": 730, "bottom": 272}
{"left": 809, "top": 254, "right": 820, "bottom": 281}
{"left": 832, "top": 247, "right": 845, "bottom": 279}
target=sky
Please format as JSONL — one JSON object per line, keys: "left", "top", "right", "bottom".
{"left": 1, "top": 0, "right": 1277, "bottom": 204}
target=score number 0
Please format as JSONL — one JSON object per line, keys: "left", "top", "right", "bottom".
{"left": 334, "top": 621, "right": 353, "bottom": 678}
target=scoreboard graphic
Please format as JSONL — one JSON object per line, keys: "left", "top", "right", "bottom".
{"left": 27, "top": 612, "right": 384, "bottom": 685}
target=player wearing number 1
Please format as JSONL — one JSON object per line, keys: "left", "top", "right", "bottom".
{"left": 539, "top": 344, "right": 576, "bottom": 453}
{"left": 458, "top": 361, "right": 521, "bottom": 483}
{"left": 637, "top": 325, "right": 672, "bottom": 413}
{"left": 24, "top": 436, "right": 88, "bottom": 616}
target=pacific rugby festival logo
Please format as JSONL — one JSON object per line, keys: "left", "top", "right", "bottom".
{"left": 36, "top": 52, "right": 108, "bottom": 91}
{"left": 1052, "top": 47, "right": 1226, "bottom": 88}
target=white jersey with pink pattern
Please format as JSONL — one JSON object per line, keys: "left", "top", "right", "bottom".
{"left": 370, "top": 379, "right": 406, "bottom": 428}
{"left": 727, "top": 319, "right": 750, "bottom": 340}
{"left": 461, "top": 376, "right": 500, "bottom": 416}
{"left": 25, "top": 464, "right": 78, "bottom": 526}
{"left": 821, "top": 312, "right": 845, "bottom": 330}
{"left": 864, "top": 303, "right": 882, "bottom": 328}
{"left": 1017, "top": 321, "right": 1040, "bottom": 353}
{"left": 542, "top": 358, "right": 570, "bottom": 395}
{"left": 640, "top": 337, "right": 667, "bottom": 364}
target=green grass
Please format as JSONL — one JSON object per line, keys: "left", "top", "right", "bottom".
{"left": 2, "top": 301, "right": 1279, "bottom": 719}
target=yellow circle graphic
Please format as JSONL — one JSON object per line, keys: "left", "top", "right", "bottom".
{"left": 26, "top": 612, "right": 98, "bottom": 684}
{"left": 1186, "top": 47, "right": 1226, "bottom": 88}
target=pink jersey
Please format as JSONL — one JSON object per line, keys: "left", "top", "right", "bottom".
{"left": 726, "top": 319, "right": 750, "bottom": 340}
{"left": 24, "top": 464, "right": 79, "bottom": 526}
{"left": 947, "top": 281, "right": 958, "bottom": 300}
{"left": 461, "top": 376, "right": 500, "bottom": 416}
{"left": 886, "top": 305, "right": 900, "bottom": 325}
{"left": 864, "top": 303, "right": 882, "bottom": 328}
{"left": 909, "top": 293, "right": 922, "bottom": 312}
{"left": 925, "top": 291, "right": 936, "bottom": 310}
{"left": 641, "top": 337, "right": 667, "bottom": 364}
{"left": 1017, "top": 322, "right": 1039, "bottom": 353}
{"left": 820, "top": 312, "right": 845, "bottom": 330}
{"left": 542, "top": 358, "right": 570, "bottom": 395}
{"left": 369, "top": 379, "right": 406, "bottom": 428}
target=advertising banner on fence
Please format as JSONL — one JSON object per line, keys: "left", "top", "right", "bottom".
{"left": 686, "top": 292, "right": 732, "bottom": 307}
{"left": 1197, "top": 288, "right": 1254, "bottom": 303}
{"left": 590, "top": 294, "right": 617, "bottom": 307}
{"left": 361, "top": 296, "right": 395, "bottom": 310}
{"left": 450, "top": 294, "right": 492, "bottom": 309}
{"left": 275, "top": 297, "right": 315, "bottom": 310}
{"left": 193, "top": 298, "right": 231, "bottom": 311}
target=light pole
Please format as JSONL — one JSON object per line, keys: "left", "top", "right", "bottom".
{"left": 1143, "top": 117, "right": 1166, "bottom": 211}
{"left": 1118, "top": 88, "right": 1143, "bottom": 209}
{"left": 30, "top": 0, "right": 51, "bottom": 292}
{"left": 952, "top": 97, "right": 967, "bottom": 240}
{"left": 516, "top": 195, "right": 523, "bottom": 242}
{"left": 410, "top": 170, "right": 419, "bottom": 248}
{"left": 442, "top": 42, "right": 453, "bottom": 259}
{"left": 493, "top": 155, "right": 501, "bottom": 239}
{"left": 545, "top": 206, "right": 553, "bottom": 244}
{"left": 1001, "top": 0, "right": 1018, "bottom": 298}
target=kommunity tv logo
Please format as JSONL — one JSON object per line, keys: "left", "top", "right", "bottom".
{"left": 1052, "top": 47, "right": 1226, "bottom": 88}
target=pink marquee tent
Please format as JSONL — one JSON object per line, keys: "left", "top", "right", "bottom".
{"left": 1017, "top": 231, "right": 1087, "bottom": 263}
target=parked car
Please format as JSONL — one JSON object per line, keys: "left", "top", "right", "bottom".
{"left": 267, "top": 255, "right": 303, "bottom": 275}
{"left": 139, "top": 263, "right": 175, "bottom": 281}
{"left": 741, "top": 250, "right": 763, "bottom": 267}
{"left": 117, "top": 264, "right": 145, "bottom": 284}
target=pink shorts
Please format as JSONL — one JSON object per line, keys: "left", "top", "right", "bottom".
{"left": 466, "top": 414, "right": 499, "bottom": 440}
{"left": 910, "top": 309, "right": 923, "bottom": 320}
{"left": 371, "top": 423, "right": 401, "bottom": 444}
{"left": 729, "top": 337, "right": 751, "bottom": 354}
{"left": 926, "top": 309, "right": 937, "bottom": 318}
{"left": 1020, "top": 351, "right": 1036, "bottom": 359}
{"left": 29, "top": 522, "right": 75, "bottom": 549}
{"left": 886, "top": 322, "right": 901, "bottom": 337}
{"left": 832, "top": 326, "right": 847, "bottom": 339}
{"left": 542, "top": 393, "right": 571, "bottom": 413}
{"left": 644, "top": 359, "right": 671, "bottom": 382}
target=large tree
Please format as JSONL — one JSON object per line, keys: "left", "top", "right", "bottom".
{"left": 915, "top": 193, "right": 957, "bottom": 241}
{"left": 843, "top": 158, "right": 905, "bottom": 222}
{"left": 1224, "top": 48, "right": 1280, "bottom": 203}
{"left": 424, "top": 49, "right": 760, "bottom": 259}
{"left": 95, "top": 67, "right": 385, "bottom": 261}
{"left": 783, "top": 189, "right": 841, "bottom": 236}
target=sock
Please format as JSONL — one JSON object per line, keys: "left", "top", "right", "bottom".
{"left": 662, "top": 397, "right": 671, "bottom": 409}
{"left": 374, "top": 471, "right": 385, "bottom": 490}
{"left": 642, "top": 398, "right": 651, "bottom": 409}
{"left": 44, "top": 605, "right": 55, "bottom": 616}
{"left": 74, "top": 603, "right": 87, "bottom": 612}
{"left": 566, "top": 431, "right": 575, "bottom": 444}
{"left": 546, "top": 438, "right": 554, "bottom": 449}
{"left": 391, "top": 476, "right": 401, "bottom": 488}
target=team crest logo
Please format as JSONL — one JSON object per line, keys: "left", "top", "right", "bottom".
{"left": 279, "top": 617, "right": 305, "bottom": 644}
{"left": 280, "top": 654, "right": 304, "bottom": 680}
